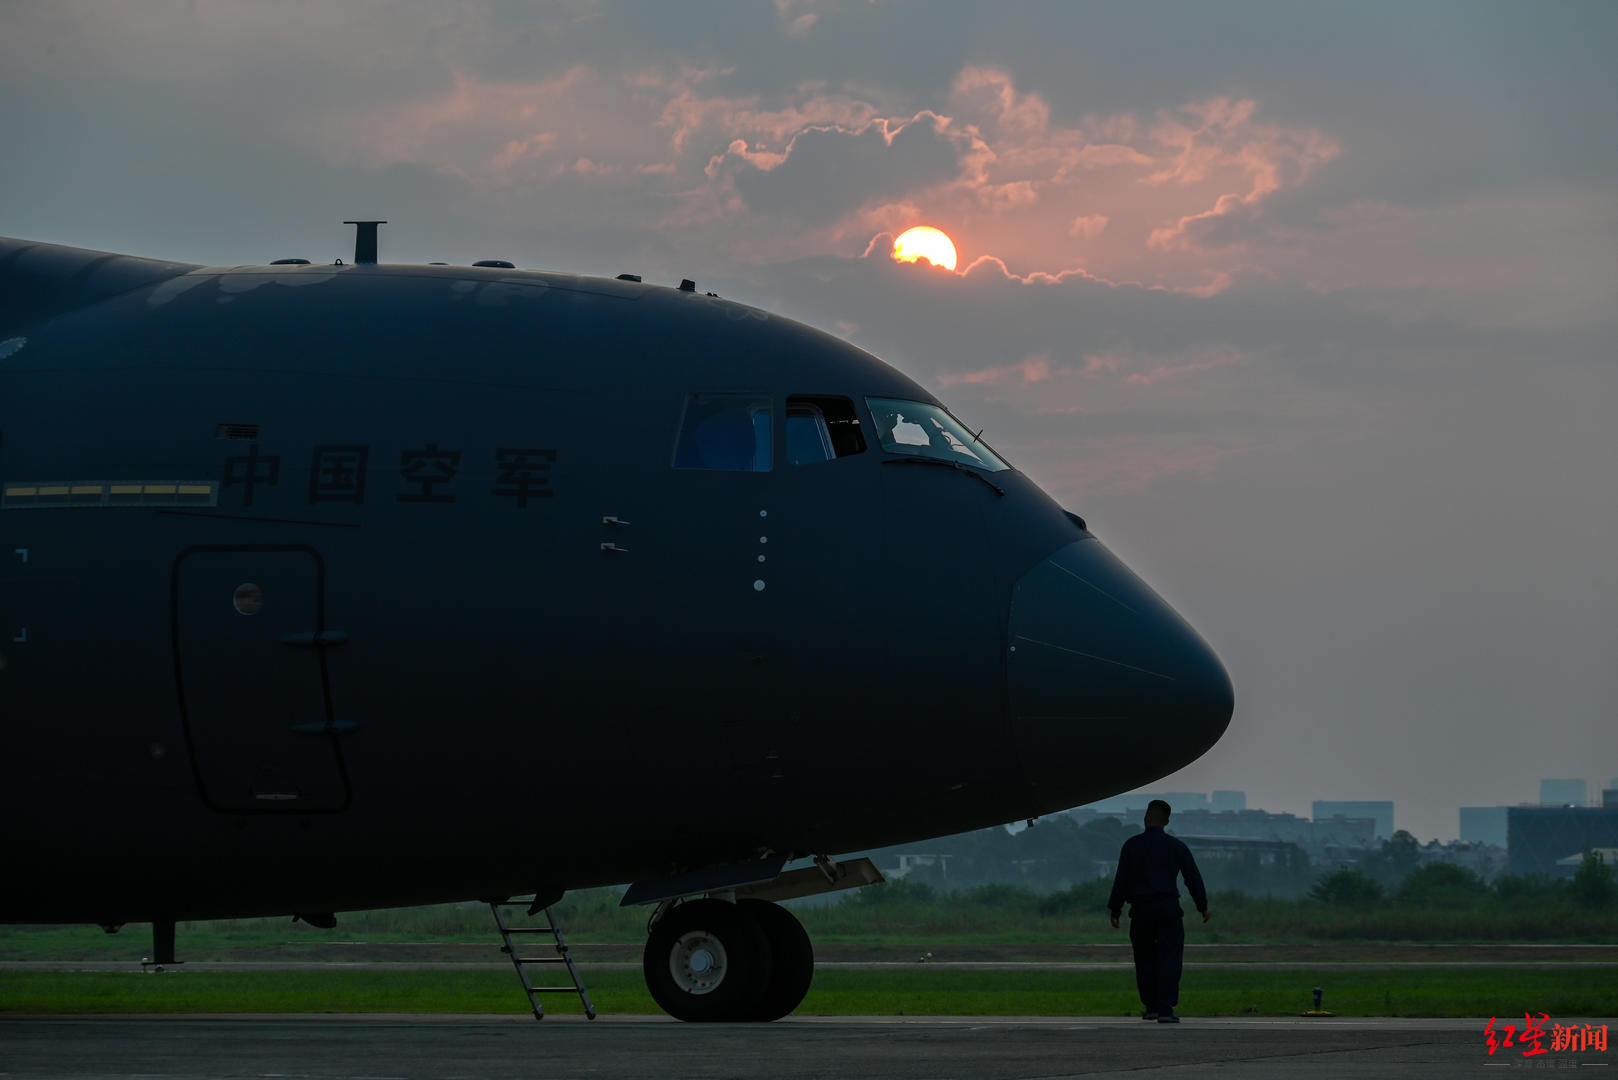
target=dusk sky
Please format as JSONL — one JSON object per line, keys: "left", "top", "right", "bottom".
{"left": 4, "top": 1, "right": 1614, "bottom": 842}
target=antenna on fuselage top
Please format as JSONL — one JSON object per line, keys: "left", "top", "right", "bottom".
{"left": 342, "top": 220, "right": 387, "bottom": 265}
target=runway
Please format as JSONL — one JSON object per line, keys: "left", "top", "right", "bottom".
{"left": 6, "top": 1015, "right": 1606, "bottom": 1079}
{"left": 9, "top": 943, "right": 1611, "bottom": 967}
{"left": 5, "top": 958, "right": 1617, "bottom": 972}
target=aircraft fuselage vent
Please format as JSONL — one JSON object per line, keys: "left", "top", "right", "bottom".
{"left": 215, "top": 423, "right": 260, "bottom": 441}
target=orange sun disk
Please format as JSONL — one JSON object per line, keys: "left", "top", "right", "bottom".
{"left": 892, "top": 226, "right": 958, "bottom": 270}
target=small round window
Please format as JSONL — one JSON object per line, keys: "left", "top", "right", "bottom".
{"left": 233, "top": 583, "right": 263, "bottom": 615}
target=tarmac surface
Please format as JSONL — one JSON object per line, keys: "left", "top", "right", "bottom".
{"left": 5, "top": 958, "right": 1618, "bottom": 972}
{"left": 3, "top": 1015, "right": 1612, "bottom": 1079}
{"left": 9, "top": 943, "right": 1612, "bottom": 966}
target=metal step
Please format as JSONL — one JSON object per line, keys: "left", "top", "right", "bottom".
{"left": 490, "top": 898, "right": 597, "bottom": 1021}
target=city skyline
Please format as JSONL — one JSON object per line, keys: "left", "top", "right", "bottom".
{"left": 1097, "top": 773, "right": 1617, "bottom": 844}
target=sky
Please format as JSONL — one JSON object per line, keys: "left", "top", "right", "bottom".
{"left": 3, "top": 1, "right": 1615, "bottom": 842}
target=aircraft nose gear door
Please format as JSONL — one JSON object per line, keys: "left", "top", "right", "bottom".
{"left": 174, "top": 544, "right": 351, "bottom": 812}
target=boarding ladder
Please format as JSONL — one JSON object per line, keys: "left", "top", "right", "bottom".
{"left": 489, "top": 898, "right": 596, "bottom": 1021}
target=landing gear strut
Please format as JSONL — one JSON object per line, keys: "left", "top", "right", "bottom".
{"left": 643, "top": 898, "right": 814, "bottom": 1022}
{"left": 141, "top": 918, "right": 181, "bottom": 972}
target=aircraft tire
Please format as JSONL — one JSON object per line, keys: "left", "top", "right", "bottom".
{"left": 644, "top": 898, "right": 774, "bottom": 1022}
{"left": 739, "top": 899, "right": 814, "bottom": 1021}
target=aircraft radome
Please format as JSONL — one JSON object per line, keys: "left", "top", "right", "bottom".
{"left": 0, "top": 222, "right": 1233, "bottom": 1021}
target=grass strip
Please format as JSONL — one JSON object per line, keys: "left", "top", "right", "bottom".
{"left": 1, "top": 968, "right": 1610, "bottom": 1019}
{"left": 10, "top": 926, "right": 1614, "bottom": 963}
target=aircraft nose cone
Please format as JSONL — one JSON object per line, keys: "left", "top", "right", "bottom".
{"left": 1008, "top": 539, "right": 1233, "bottom": 812}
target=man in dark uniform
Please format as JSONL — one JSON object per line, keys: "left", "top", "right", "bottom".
{"left": 1107, "top": 799, "right": 1209, "bottom": 1023}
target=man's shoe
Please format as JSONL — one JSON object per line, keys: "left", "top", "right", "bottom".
{"left": 1157, "top": 1012, "right": 1180, "bottom": 1023}
{"left": 1141, "top": 1012, "right": 1158, "bottom": 1021}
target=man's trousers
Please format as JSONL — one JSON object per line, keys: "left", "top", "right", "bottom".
{"left": 1128, "top": 906, "right": 1185, "bottom": 1013}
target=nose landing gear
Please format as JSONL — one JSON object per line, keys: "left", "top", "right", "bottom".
{"left": 643, "top": 898, "right": 814, "bottom": 1022}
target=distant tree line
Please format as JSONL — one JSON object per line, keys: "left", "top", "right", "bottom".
{"left": 865, "top": 818, "right": 1609, "bottom": 908}
{"left": 800, "top": 848, "right": 1614, "bottom": 942}
{"left": 1310, "top": 850, "right": 1615, "bottom": 911}
{"left": 866, "top": 816, "right": 1314, "bottom": 896}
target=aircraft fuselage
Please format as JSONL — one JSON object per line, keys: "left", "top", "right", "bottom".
{"left": 0, "top": 238, "right": 1233, "bottom": 928}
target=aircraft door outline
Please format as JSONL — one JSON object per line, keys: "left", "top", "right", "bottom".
{"left": 171, "top": 543, "right": 352, "bottom": 813}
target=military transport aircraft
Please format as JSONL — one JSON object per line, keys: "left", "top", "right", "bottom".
{"left": 0, "top": 223, "right": 1233, "bottom": 1022}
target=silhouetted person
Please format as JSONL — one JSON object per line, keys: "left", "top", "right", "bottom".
{"left": 1107, "top": 800, "right": 1209, "bottom": 1023}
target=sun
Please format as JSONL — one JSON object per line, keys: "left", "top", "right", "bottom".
{"left": 891, "top": 226, "right": 958, "bottom": 271}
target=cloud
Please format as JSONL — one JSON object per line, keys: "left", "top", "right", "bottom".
{"left": 309, "top": 65, "right": 654, "bottom": 183}
{"left": 722, "top": 113, "right": 966, "bottom": 226}
{"left": 1123, "top": 346, "right": 1247, "bottom": 385}
{"left": 939, "top": 353, "right": 1054, "bottom": 387}
{"left": 957, "top": 255, "right": 1112, "bottom": 287}
{"left": 659, "top": 79, "right": 881, "bottom": 154}
{"left": 772, "top": 0, "right": 820, "bottom": 37}
{"left": 170, "top": 45, "right": 1355, "bottom": 289}
{"left": 977, "top": 179, "right": 1040, "bottom": 211}
{"left": 261, "top": 54, "right": 1598, "bottom": 326}
{"left": 814, "top": 69, "right": 1344, "bottom": 290}
{"left": 931, "top": 333, "right": 1247, "bottom": 416}
{"left": 1078, "top": 352, "right": 1123, "bottom": 378}
{"left": 1030, "top": 432, "right": 1260, "bottom": 497}
{"left": 1143, "top": 97, "right": 1341, "bottom": 253}
{"left": 487, "top": 132, "right": 557, "bottom": 176}
{"left": 1058, "top": 143, "right": 1156, "bottom": 173}
{"left": 1069, "top": 214, "right": 1109, "bottom": 239}
{"left": 951, "top": 66, "right": 1052, "bottom": 138}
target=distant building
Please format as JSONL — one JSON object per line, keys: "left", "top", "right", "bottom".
{"left": 1072, "top": 798, "right": 1379, "bottom": 861}
{"left": 1171, "top": 808, "right": 1375, "bottom": 861}
{"left": 1312, "top": 814, "right": 1379, "bottom": 846}
{"left": 1422, "top": 839, "right": 1507, "bottom": 882}
{"left": 1460, "top": 807, "right": 1510, "bottom": 848}
{"left": 1080, "top": 790, "right": 1247, "bottom": 816}
{"left": 1507, "top": 806, "right": 1618, "bottom": 877}
{"left": 1083, "top": 791, "right": 1211, "bottom": 815}
{"left": 1539, "top": 779, "right": 1588, "bottom": 807}
{"left": 1555, "top": 848, "right": 1618, "bottom": 873}
{"left": 1061, "top": 808, "right": 1116, "bottom": 828}
{"left": 1178, "top": 835, "right": 1294, "bottom": 865}
{"left": 1313, "top": 801, "right": 1394, "bottom": 841}
{"left": 1603, "top": 789, "right": 1618, "bottom": 810}
{"left": 888, "top": 853, "right": 954, "bottom": 880}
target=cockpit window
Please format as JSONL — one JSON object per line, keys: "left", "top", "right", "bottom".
{"left": 673, "top": 393, "right": 772, "bottom": 471}
{"left": 864, "top": 397, "right": 1009, "bottom": 472}
{"left": 787, "top": 395, "right": 866, "bottom": 465}
{"left": 787, "top": 405, "right": 834, "bottom": 464}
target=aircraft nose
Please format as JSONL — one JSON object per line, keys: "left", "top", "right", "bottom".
{"left": 1008, "top": 538, "right": 1234, "bottom": 812}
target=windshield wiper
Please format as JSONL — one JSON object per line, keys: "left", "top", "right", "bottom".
{"left": 883, "top": 455, "right": 1005, "bottom": 496}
